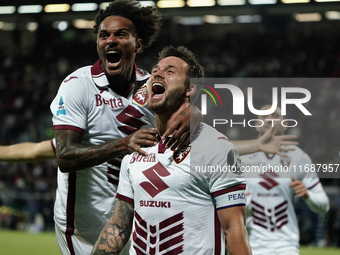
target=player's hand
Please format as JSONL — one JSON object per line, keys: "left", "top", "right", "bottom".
{"left": 162, "top": 105, "right": 201, "bottom": 151}
{"left": 258, "top": 126, "right": 298, "bottom": 157}
{"left": 288, "top": 177, "right": 309, "bottom": 200}
{"left": 122, "top": 128, "right": 159, "bottom": 156}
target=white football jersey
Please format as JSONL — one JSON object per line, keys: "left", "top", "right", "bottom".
{"left": 50, "top": 60, "right": 155, "bottom": 246}
{"left": 117, "top": 123, "right": 246, "bottom": 255}
{"left": 241, "top": 147, "right": 321, "bottom": 255}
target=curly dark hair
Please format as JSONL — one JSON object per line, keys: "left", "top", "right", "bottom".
{"left": 158, "top": 46, "right": 204, "bottom": 103}
{"left": 94, "top": 0, "right": 161, "bottom": 51}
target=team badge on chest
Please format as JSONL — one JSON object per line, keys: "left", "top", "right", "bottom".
{"left": 133, "top": 85, "right": 147, "bottom": 106}
{"left": 173, "top": 145, "right": 191, "bottom": 164}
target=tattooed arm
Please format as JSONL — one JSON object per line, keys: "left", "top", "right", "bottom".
{"left": 91, "top": 199, "right": 134, "bottom": 255}
{"left": 54, "top": 128, "right": 158, "bottom": 172}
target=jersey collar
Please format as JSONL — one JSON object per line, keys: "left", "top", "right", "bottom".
{"left": 91, "top": 59, "right": 150, "bottom": 90}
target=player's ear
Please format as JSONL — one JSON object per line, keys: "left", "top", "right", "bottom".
{"left": 135, "top": 38, "right": 143, "bottom": 53}
{"left": 186, "top": 84, "right": 197, "bottom": 97}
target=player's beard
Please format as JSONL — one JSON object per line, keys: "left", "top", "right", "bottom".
{"left": 149, "top": 86, "right": 187, "bottom": 115}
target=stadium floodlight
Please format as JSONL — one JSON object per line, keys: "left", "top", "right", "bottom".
{"left": 71, "top": 3, "right": 98, "bottom": 12}
{"left": 249, "top": 0, "right": 276, "bottom": 4}
{"left": 0, "top": 22, "right": 16, "bottom": 30}
{"left": 139, "top": 1, "right": 156, "bottom": 6}
{"left": 282, "top": 0, "right": 310, "bottom": 3}
{"left": 187, "top": 0, "right": 216, "bottom": 7}
{"left": 45, "top": 4, "right": 70, "bottom": 13}
{"left": 204, "top": 15, "right": 233, "bottom": 24}
{"left": 157, "top": 0, "right": 185, "bottom": 8}
{"left": 325, "top": 11, "right": 340, "bottom": 20}
{"left": 316, "top": 0, "right": 340, "bottom": 2}
{"left": 217, "top": 0, "right": 246, "bottom": 5}
{"left": 74, "top": 19, "right": 96, "bottom": 29}
{"left": 26, "top": 22, "right": 39, "bottom": 31}
{"left": 294, "top": 13, "right": 322, "bottom": 22}
{"left": 99, "top": 2, "right": 110, "bottom": 9}
{"left": 18, "top": 5, "right": 43, "bottom": 14}
{"left": 0, "top": 6, "right": 16, "bottom": 14}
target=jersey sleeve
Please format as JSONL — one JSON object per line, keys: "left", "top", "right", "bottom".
{"left": 298, "top": 151, "right": 330, "bottom": 214}
{"left": 116, "top": 155, "right": 134, "bottom": 205}
{"left": 299, "top": 151, "right": 320, "bottom": 189}
{"left": 208, "top": 138, "right": 247, "bottom": 210}
{"left": 50, "top": 73, "right": 88, "bottom": 133}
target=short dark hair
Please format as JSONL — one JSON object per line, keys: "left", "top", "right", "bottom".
{"left": 94, "top": 0, "right": 161, "bottom": 52}
{"left": 158, "top": 46, "right": 204, "bottom": 103}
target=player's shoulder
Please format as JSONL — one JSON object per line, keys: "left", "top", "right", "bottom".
{"left": 62, "top": 65, "right": 92, "bottom": 84}
{"left": 196, "top": 123, "right": 234, "bottom": 147}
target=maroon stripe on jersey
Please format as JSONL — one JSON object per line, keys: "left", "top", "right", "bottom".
{"left": 160, "top": 223, "right": 184, "bottom": 241}
{"left": 107, "top": 176, "right": 119, "bottom": 186}
{"left": 135, "top": 62, "right": 143, "bottom": 75}
{"left": 135, "top": 211, "right": 147, "bottom": 229}
{"left": 218, "top": 137, "right": 229, "bottom": 141}
{"left": 253, "top": 214, "right": 266, "bottom": 222}
{"left": 116, "top": 193, "right": 133, "bottom": 205}
{"left": 251, "top": 200, "right": 265, "bottom": 209}
{"left": 133, "top": 231, "right": 147, "bottom": 250}
{"left": 276, "top": 214, "right": 288, "bottom": 223}
{"left": 214, "top": 211, "right": 221, "bottom": 255}
{"left": 264, "top": 152, "right": 275, "bottom": 159}
{"left": 65, "top": 172, "right": 76, "bottom": 255}
{"left": 163, "top": 245, "right": 184, "bottom": 255}
{"left": 133, "top": 245, "right": 147, "bottom": 255}
{"left": 108, "top": 158, "right": 122, "bottom": 168}
{"left": 107, "top": 167, "right": 120, "bottom": 177}
{"left": 159, "top": 234, "right": 184, "bottom": 252}
{"left": 275, "top": 201, "right": 287, "bottom": 210}
{"left": 134, "top": 221, "right": 147, "bottom": 240}
{"left": 307, "top": 181, "right": 320, "bottom": 190}
{"left": 277, "top": 220, "right": 288, "bottom": 229}
{"left": 54, "top": 125, "right": 85, "bottom": 134}
{"left": 254, "top": 221, "right": 267, "bottom": 229}
{"left": 50, "top": 139, "right": 56, "bottom": 155}
{"left": 275, "top": 207, "right": 287, "bottom": 217}
{"left": 212, "top": 184, "right": 246, "bottom": 198}
{"left": 159, "top": 212, "right": 184, "bottom": 230}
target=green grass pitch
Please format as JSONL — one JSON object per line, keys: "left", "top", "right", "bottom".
{"left": 0, "top": 229, "right": 340, "bottom": 254}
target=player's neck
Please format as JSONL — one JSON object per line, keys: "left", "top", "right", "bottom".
{"left": 107, "top": 70, "right": 136, "bottom": 96}
{"left": 156, "top": 102, "right": 189, "bottom": 136}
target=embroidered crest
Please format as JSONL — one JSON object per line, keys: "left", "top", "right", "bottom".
{"left": 133, "top": 85, "right": 147, "bottom": 106}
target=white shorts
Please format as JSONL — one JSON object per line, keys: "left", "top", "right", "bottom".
{"left": 55, "top": 223, "right": 131, "bottom": 255}
{"left": 55, "top": 223, "right": 93, "bottom": 255}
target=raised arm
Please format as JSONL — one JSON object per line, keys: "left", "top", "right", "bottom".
{"left": 232, "top": 126, "right": 298, "bottom": 156}
{"left": 217, "top": 206, "right": 252, "bottom": 255}
{"left": 91, "top": 199, "right": 134, "bottom": 255}
{"left": 55, "top": 128, "right": 158, "bottom": 172}
{"left": 0, "top": 140, "right": 55, "bottom": 162}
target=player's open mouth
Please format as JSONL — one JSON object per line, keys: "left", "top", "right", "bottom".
{"left": 151, "top": 82, "right": 165, "bottom": 100}
{"left": 106, "top": 50, "right": 121, "bottom": 67}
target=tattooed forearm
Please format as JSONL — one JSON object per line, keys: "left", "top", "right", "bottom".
{"left": 92, "top": 222, "right": 130, "bottom": 255}
{"left": 117, "top": 200, "right": 134, "bottom": 222}
{"left": 92, "top": 200, "right": 133, "bottom": 255}
{"left": 55, "top": 129, "right": 127, "bottom": 172}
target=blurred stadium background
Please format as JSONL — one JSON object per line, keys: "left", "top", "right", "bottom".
{"left": 0, "top": 0, "right": 340, "bottom": 251}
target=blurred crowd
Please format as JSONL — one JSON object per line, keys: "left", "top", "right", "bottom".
{"left": 0, "top": 19, "right": 339, "bottom": 246}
